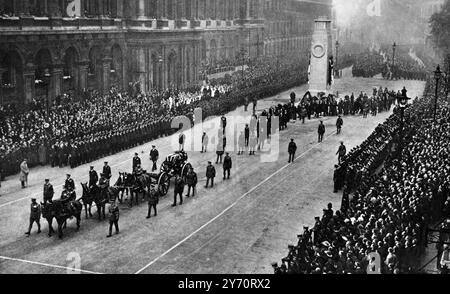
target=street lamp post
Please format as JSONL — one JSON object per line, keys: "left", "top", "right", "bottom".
{"left": 446, "top": 55, "right": 450, "bottom": 98}
{"left": 335, "top": 40, "right": 339, "bottom": 78}
{"left": 434, "top": 65, "right": 442, "bottom": 123}
{"left": 392, "top": 42, "right": 396, "bottom": 80}
{"left": 43, "top": 69, "right": 51, "bottom": 118}
{"left": 397, "top": 93, "right": 409, "bottom": 154}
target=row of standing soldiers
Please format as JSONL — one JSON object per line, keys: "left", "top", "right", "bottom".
{"left": 298, "top": 89, "right": 396, "bottom": 120}
{"left": 47, "top": 117, "right": 173, "bottom": 169}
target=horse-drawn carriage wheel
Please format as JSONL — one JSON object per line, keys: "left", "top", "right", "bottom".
{"left": 157, "top": 172, "right": 170, "bottom": 196}
{"left": 181, "top": 163, "right": 192, "bottom": 179}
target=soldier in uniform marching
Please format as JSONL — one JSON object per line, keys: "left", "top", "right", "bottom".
{"left": 288, "top": 139, "right": 297, "bottom": 163}
{"left": 25, "top": 198, "right": 41, "bottom": 236}
{"left": 43, "top": 179, "right": 54, "bottom": 204}
{"left": 318, "top": 121, "right": 326, "bottom": 143}
{"left": 103, "top": 162, "right": 112, "bottom": 179}
{"left": 146, "top": 186, "right": 159, "bottom": 219}
{"left": 132, "top": 153, "right": 141, "bottom": 173}
{"left": 205, "top": 161, "right": 216, "bottom": 188}
{"left": 185, "top": 167, "right": 198, "bottom": 197}
{"left": 150, "top": 145, "right": 159, "bottom": 172}
{"left": 172, "top": 174, "right": 185, "bottom": 207}
{"left": 336, "top": 116, "right": 343, "bottom": 135}
{"left": 223, "top": 153, "right": 232, "bottom": 180}
{"left": 107, "top": 201, "right": 120, "bottom": 238}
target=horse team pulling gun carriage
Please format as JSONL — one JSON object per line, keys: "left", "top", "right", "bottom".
{"left": 129, "top": 150, "right": 192, "bottom": 197}
{"left": 40, "top": 151, "right": 193, "bottom": 239}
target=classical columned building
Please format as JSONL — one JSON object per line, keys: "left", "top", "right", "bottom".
{"left": 0, "top": 0, "right": 330, "bottom": 105}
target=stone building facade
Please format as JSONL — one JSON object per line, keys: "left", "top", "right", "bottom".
{"left": 0, "top": 0, "right": 331, "bottom": 105}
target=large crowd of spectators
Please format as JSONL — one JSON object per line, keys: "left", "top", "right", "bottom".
{"left": 0, "top": 53, "right": 308, "bottom": 178}
{"left": 352, "top": 46, "right": 428, "bottom": 81}
{"left": 274, "top": 78, "right": 450, "bottom": 274}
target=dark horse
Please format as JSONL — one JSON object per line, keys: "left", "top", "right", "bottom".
{"left": 41, "top": 199, "right": 83, "bottom": 239}
{"left": 123, "top": 172, "right": 150, "bottom": 207}
{"left": 80, "top": 183, "right": 115, "bottom": 220}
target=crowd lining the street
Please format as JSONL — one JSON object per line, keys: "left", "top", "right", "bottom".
{"left": 274, "top": 74, "right": 450, "bottom": 274}
{"left": 0, "top": 54, "right": 308, "bottom": 181}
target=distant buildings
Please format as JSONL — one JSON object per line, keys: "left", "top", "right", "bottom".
{"left": 0, "top": 0, "right": 332, "bottom": 105}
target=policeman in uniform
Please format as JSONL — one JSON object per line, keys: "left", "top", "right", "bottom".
{"left": 223, "top": 153, "right": 232, "bottom": 180}
{"left": 89, "top": 166, "right": 99, "bottom": 188}
{"left": 107, "top": 201, "right": 120, "bottom": 238}
{"left": 132, "top": 153, "right": 141, "bottom": 173}
{"left": 146, "top": 186, "right": 159, "bottom": 219}
{"left": 43, "top": 179, "right": 54, "bottom": 204}
{"left": 150, "top": 145, "right": 159, "bottom": 172}
{"left": 25, "top": 198, "right": 41, "bottom": 236}
{"left": 103, "top": 162, "right": 112, "bottom": 179}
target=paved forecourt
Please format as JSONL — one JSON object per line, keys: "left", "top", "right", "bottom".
{"left": 0, "top": 72, "right": 426, "bottom": 274}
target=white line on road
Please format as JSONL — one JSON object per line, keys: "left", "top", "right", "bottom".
{"left": 0, "top": 255, "right": 103, "bottom": 274}
{"left": 134, "top": 131, "right": 337, "bottom": 274}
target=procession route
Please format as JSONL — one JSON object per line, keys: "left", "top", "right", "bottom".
{"left": 0, "top": 255, "right": 103, "bottom": 274}
{"left": 134, "top": 131, "right": 337, "bottom": 274}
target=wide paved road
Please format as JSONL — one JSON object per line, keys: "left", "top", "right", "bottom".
{"left": 0, "top": 72, "right": 425, "bottom": 274}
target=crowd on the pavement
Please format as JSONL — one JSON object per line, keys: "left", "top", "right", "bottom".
{"left": 0, "top": 53, "right": 308, "bottom": 180}
{"left": 273, "top": 77, "right": 450, "bottom": 274}
{"left": 352, "top": 46, "right": 428, "bottom": 81}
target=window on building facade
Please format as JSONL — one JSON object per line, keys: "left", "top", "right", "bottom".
{"left": 167, "top": 0, "right": 174, "bottom": 19}
{"left": 185, "top": 0, "right": 191, "bottom": 19}
{"left": 146, "top": 0, "right": 157, "bottom": 18}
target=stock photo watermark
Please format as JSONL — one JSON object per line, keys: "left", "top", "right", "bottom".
{"left": 169, "top": 107, "right": 280, "bottom": 163}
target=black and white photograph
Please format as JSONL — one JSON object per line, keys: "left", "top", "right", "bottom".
{"left": 0, "top": 0, "right": 449, "bottom": 280}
